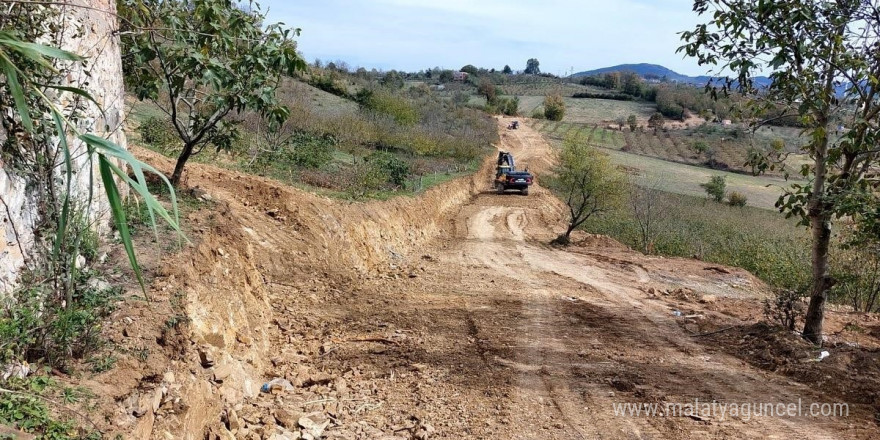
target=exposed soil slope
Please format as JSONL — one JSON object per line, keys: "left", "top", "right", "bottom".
{"left": 93, "top": 118, "right": 878, "bottom": 439}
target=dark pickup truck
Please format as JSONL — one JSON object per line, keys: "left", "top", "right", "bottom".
{"left": 494, "top": 151, "right": 533, "bottom": 195}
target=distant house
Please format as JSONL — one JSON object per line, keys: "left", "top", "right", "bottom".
{"left": 453, "top": 71, "right": 469, "bottom": 81}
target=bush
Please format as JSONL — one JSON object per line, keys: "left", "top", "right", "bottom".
{"left": 571, "top": 92, "right": 634, "bottom": 101}
{"left": 701, "top": 175, "right": 726, "bottom": 203}
{"left": 307, "top": 74, "right": 349, "bottom": 98}
{"left": 365, "top": 151, "right": 410, "bottom": 187}
{"left": 543, "top": 92, "right": 565, "bottom": 121}
{"left": 360, "top": 90, "right": 419, "bottom": 126}
{"left": 763, "top": 289, "right": 805, "bottom": 331}
{"left": 727, "top": 191, "right": 748, "bottom": 207}
{"left": 0, "top": 272, "right": 120, "bottom": 370}
{"left": 531, "top": 108, "right": 546, "bottom": 119}
{"left": 287, "top": 132, "right": 335, "bottom": 169}
{"left": 137, "top": 116, "right": 177, "bottom": 150}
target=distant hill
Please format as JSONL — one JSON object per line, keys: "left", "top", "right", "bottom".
{"left": 572, "top": 63, "right": 772, "bottom": 88}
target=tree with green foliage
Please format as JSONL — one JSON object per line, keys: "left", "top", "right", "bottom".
{"left": 121, "top": 0, "right": 306, "bottom": 185}
{"left": 502, "top": 64, "right": 513, "bottom": 74}
{"left": 700, "top": 175, "right": 726, "bottom": 203}
{"left": 681, "top": 0, "right": 880, "bottom": 342}
{"left": 460, "top": 64, "right": 479, "bottom": 76}
{"left": 647, "top": 112, "right": 665, "bottom": 133}
{"left": 692, "top": 141, "right": 710, "bottom": 158}
{"left": 380, "top": 70, "right": 405, "bottom": 89}
{"left": 478, "top": 78, "right": 497, "bottom": 104}
{"left": 524, "top": 58, "right": 540, "bottom": 75}
{"left": 438, "top": 70, "right": 454, "bottom": 83}
{"left": 548, "top": 138, "right": 626, "bottom": 244}
{"left": 627, "top": 114, "right": 638, "bottom": 132}
{"left": 543, "top": 92, "right": 565, "bottom": 121}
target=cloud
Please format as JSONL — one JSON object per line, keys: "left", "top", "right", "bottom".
{"left": 263, "top": 0, "right": 714, "bottom": 76}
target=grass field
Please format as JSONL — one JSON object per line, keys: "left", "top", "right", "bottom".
{"left": 562, "top": 97, "right": 656, "bottom": 125}
{"left": 582, "top": 190, "right": 811, "bottom": 290}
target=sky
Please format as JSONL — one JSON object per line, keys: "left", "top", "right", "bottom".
{"left": 260, "top": 0, "right": 714, "bottom": 77}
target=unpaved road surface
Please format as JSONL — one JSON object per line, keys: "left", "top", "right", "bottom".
{"left": 100, "top": 120, "right": 878, "bottom": 439}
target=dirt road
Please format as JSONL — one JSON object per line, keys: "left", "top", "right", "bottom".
{"left": 104, "top": 120, "right": 878, "bottom": 439}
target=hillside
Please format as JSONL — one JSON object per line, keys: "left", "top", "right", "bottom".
{"left": 572, "top": 63, "right": 772, "bottom": 87}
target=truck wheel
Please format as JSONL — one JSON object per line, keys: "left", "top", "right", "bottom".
{"left": 522, "top": 187, "right": 529, "bottom": 196}
{"left": 496, "top": 182, "right": 505, "bottom": 194}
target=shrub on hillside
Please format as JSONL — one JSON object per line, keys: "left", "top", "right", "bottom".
{"left": 359, "top": 89, "right": 419, "bottom": 126}
{"left": 544, "top": 93, "right": 565, "bottom": 121}
{"left": 365, "top": 151, "right": 410, "bottom": 187}
{"left": 700, "top": 175, "right": 726, "bottom": 203}
{"left": 308, "top": 74, "right": 349, "bottom": 98}
{"left": 138, "top": 116, "right": 178, "bottom": 151}
{"left": 763, "top": 289, "right": 805, "bottom": 331}
{"left": 727, "top": 191, "right": 748, "bottom": 207}
{"left": 288, "top": 133, "right": 336, "bottom": 169}
{"left": 571, "top": 92, "right": 634, "bottom": 101}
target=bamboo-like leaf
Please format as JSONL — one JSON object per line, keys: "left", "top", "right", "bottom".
{"left": 0, "top": 32, "right": 85, "bottom": 62}
{"left": 0, "top": 54, "right": 33, "bottom": 132}
{"left": 80, "top": 134, "right": 183, "bottom": 238}
{"left": 99, "top": 156, "right": 146, "bottom": 295}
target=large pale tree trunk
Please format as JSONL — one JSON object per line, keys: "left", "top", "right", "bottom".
{"left": 803, "top": 212, "right": 833, "bottom": 343}
{"left": 802, "top": 127, "right": 833, "bottom": 344}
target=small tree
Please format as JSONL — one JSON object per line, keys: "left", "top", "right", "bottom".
{"left": 647, "top": 112, "right": 665, "bottom": 134}
{"left": 547, "top": 138, "right": 626, "bottom": 244}
{"left": 700, "top": 175, "right": 726, "bottom": 203}
{"left": 681, "top": 0, "right": 880, "bottom": 343}
{"left": 478, "top": 78, "right": 497, "bottom": 104}
{"left": 525, "top": 58, "right": 541, "bottom": 75}
{"left": 122, "top": 0, "right": 306, "bottom": 185}
{"left": 543, "top": 92, "right": 565, "bottom": 121}
{"left": 502, "top": 64, "right": 513, "bottom": 74}
{"left": 438, "top": 70, "right": 454, "bottom": 83}
{"left": 627, "top": 114, "right": 638, "bottom": 132}
{"left": 692, "top": 141, "right": 710, "bottom": 159}
{"left": 630, "top": 180, "right": 667, "bottom": 254}
{"left": 615, "top": 116, "right": 626, "bottom": 131}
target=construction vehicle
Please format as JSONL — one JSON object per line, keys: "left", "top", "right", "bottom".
{"left": 494, "top": 151, "right": 533, "bottom": 195}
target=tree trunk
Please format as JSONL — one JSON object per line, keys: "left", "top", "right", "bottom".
{"left": 170, "top": 143, "right": 194, "bottom": 186}
{"left": 802, "top": 121, "right": 832, "bottom": 344}
{"left": 564, "top": 222, "right": 576, "bottom": 240}
{"left": 802, "top": 212, "right": 833, "bottom": 344}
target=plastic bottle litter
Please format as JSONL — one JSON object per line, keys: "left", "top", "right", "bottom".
{"left": 261, "top": 378, "right": 294, "bottom": 394}
{"left": 672, "top": 310, "right": 683, "bottom": 317}
{"left": 817, "top": 351, "right": 830, "bottom": 361}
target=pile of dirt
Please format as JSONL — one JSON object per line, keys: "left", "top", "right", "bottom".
{"left": 697, "top": 322, "right": 880, "bottom": 414}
